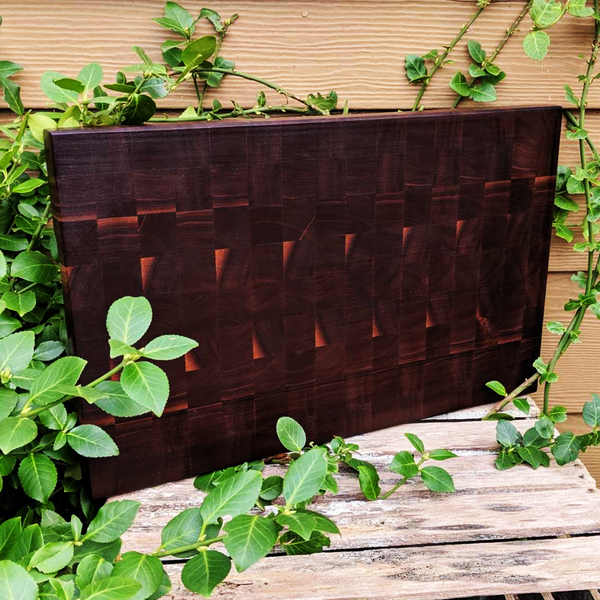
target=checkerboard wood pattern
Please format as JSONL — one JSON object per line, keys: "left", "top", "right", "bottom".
{"left": 46, "top": 107, "right": 561, "bottom": 498}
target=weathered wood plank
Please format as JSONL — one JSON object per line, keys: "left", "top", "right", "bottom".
{"left": 162, "top": 536, "right": 600, "bottom": 600}
{"left": 1, "top": 1, "right": 600, "bottom": 110}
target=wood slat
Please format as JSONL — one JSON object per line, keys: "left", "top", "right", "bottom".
{"left": 162, "top": 536, "right": 600, "bottom": 600}
{"left": 1, "top": 1, "right": 600, "bottom": 111}
{"left": 115, "top": 414, "right": 599, "bottom": 554}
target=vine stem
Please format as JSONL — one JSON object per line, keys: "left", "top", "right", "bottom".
{"left": 412, "top": 2, "right": 489, "bottom": 111}
{"left": 482, "top": 372, "right": 540, "bottom": 420}
{"left": 452, "top": 0, "right": 533, "bottom": 109}
{"left": 197, "top": 67, "right": 329, "bottom": 115}
{"left": 150, "top": 105, "right": 309, "bottom": 123}
{"left": 485, "top": 1, "right": 600, "bottom": 420}
{"left": 380, "top": 458, "right": 425, "bottom": 500}
{"left": 19, "top": 360, "right": 128, "bottom": 419}
{"left": 26, "top": 203, "right": 52, "bottom": 252}
{"left": 151, "top": 535, "right": 227, "bottom": 558}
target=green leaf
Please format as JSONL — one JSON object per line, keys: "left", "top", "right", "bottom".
{"left": 448, "top": 71, "right": 471, "bottom": 97}
{"left": 420, "top": 466, "right": 455, "bottom": 493}
{"left": 181, "top": 550, "right": 231, "bottom": 598}
{"left": 583, "top": 394, "right": 600, "bottom": 427}
{"left": 182, "top": 37, "right": 217, "bottom": 66}
{"left": 486, "top": 380, "right": 507, "bottom": 396}
{"left": 554, "top": 223, "right": 574, "bottom": 243}
{"left": 0, "top": 77, "right": 24, "bottom": 116}
{"left": 404, "top": 432, "right": 425, "bottom": 454}
{"left": 121, "top": 361, "right": 169, "bottom": 417}
{"left": 390, "top": 450, "right": 419, "bottom": 478}
{"left": 12, "top": 178, "right": 46, "bottom": 194}
{"left": 0, "top": 61, "right": 23, "bottom": 79}
{"left": 546, "top": 321, "right": 567, "bottom": 335}
{"left": 552, "top": 431, "right": 581, "bottom": 465}
{"left": 531, "top": 0, "right": 565, "bottom": 27}
{"left": 495, "top": 452, "right": 514, "bottom": 471}
{"left": 0, "top": 417, "right": 37, "bottom": 454}
{"left": 2, "top": 291, "right": 35, "bottom": 317}
{"left": 94, "top": 381, "right": 150, "bottom": 418}
{"left": 283, "top": 447, "right": 328, "bottom": 505}
{"left": 11, "top": 251, "right": 57, "bottom": 283}
{"left": 566, "top": 126, "right": 588, "bottom": 140}
{"left": 199, "top": 8, "right": 225, "bottom": 32}
{"left": 547, "top": 405, "right": 568, "bottom": 423}
{"left": 0, "top": 390, "right": 17, "bottom": 420}
{"left": 524, "top": 426, "right": 550, "bottom": 449}
{"left": 305, "top": 510, "right": 340, "bottom": 535}
{"left": 78, "top": 63, "right": 104, "bottom": 93}
{"left": 67, "top": 424, "right": 119, "bottom": 458}
{"left": 53, "top": 77, "right": 85, "bottom": 95}
{"left": 0, "top": 234, "right": 28, "bottom": 252}
{"left": 259, "top": 475, "right": 283, "bottom": 501}
{"left": 85, "top": 500, "right": 141, "bottom": 543}
{"left": 29, "top": 541, "right": 74, "bottom": 573}
{"left": 106, "top": 297, "right": 152, "bottom": 345}
{"left": 0, "top": 330, "right": 34, "bottom": 373}
{"left": 513, "top": 397, "right": 531, "bottom": 416}
{"left": 0, "top": 519, "right": 21, "bottom": 560}
{"left": 568, "top": 0, "right": 594, "bottom": 17}
{"left": 467, "top": 40, "right": 486, "bottom": 64}
{"left": 108, "top": 339, "right": 141, "bottom": 360}
{"left": 404, "top": 54, "right": 428, "bottom": 83}
{"left": 76, "top": 556, "right": 114, "bottom": 592}
{"left": 160, "top": 508, "right": 203, "bottom": 556}
{"left": 280, "top": 530, "right": 331, "bottom": 555}
{"left": 357, "top": 463, "right": 380, "bottom": 500}
{"left": 469, "top": 82, "right": 497, "bottom": 103}
{"left": 121, "top": 94, "right": 156, "bottom": 125}
{"left": 0, "top": 314, "right": 21, "bottom": 339}
{"left": 111, "top": 552, "right": 163, "bottom": 600}
{"left": 165, "top": 1, "right": 195, "bottom": 31}
{"left": 468, "top": 63, "right": 486, "bottom": 78}
{"left": 200, "top": 470, "right": 262, "bottom": 525}
{"left": 224, "top": 515, "right": 278, "bottom": 572}
{"left": 142, "top": 335, "right": 198, "bottom": 360}
{"left": 517, "top": 446, "right": 545, "bottom": 469}
{"left": 536, "top": 416, "right": 555, "bottom": 438}
{"left": 276, "top": 416, "right": 306, "bottom": 452}
{"left": 139, "top": 77, "right": 170, "bottom": 100}
{"left": 28, "top": 356, "right": 86, "bottom": 406}
{"left": 275, "top": 512, "right": 315, "bottom": 541}
{"left": 80, "top": 576, "right": 142, "bottom": 600}
{"left": 429, "top": 449, "right": 458, "bottom": 460}
{"left": 18, "top": 453, "right": 57, "bottom": 503}
{"left": 496, "top": 420, "right": 522, "bottom": 447}
{"left": 33, "top": 341, "right": 66, "bottom": 362}
{"left": 523, "top": 30, "right": 551, "bottom": 61}
{"left": 0, "top": 560, "right": 37, "bottom": 600}
{"left": 41, "top": 71, "right": 79, "bottom": 103}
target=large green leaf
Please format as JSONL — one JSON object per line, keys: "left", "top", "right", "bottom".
{"left": 224, "top": 515, "right": 277, "bottom": 572}
{"left": 467, "top": 40, "right": 486, "bottom": 64}
{"left": 29, "top": 541, "right": 74, "bottom": 573}
{"left": 85, "top": 500, "right": 140, "bottom": 543}
{"left": 1, "top": 291, "right": 35, "bottom": 317}
{"left": 182, "top": 36, "right": 217, "bottom": 66}
{"left": 181, "top": 550, "right": 231, "bottom": 598}
{"left": 0, "top": 559, "right": 37, "bottom": 600}
{"left": 583, "top": 394, "right": 600, "bottom": 428}
{"left": 67, "top": 425, "right": 119, "bottom": 458}
{"left": 0, "top": 390, "right": 17, "bottom": 420}
{"left": 275, "top": 512, "right": 315, "bottom": 541}
{"left": 0, "top": 519, "right": 22, "bottom": 560}
{"left": 390, "top": 451, "right": 419, "bottom": 478}
{"left": 531, "top": 0, "right": 564, "bottom": 27}
{"left": 160, "top": 508, "right": 203, "bottom": 555}
{"left": 0, "top": 77, "right": 24, "bottom": 116}
{"left": 523, "top": 30, "right": 551, "bottom": 61}
{"left": 469, "top": 83, "right": 497, "bottom": 103}
{"left": 94, "top": 381, "right": 150, "bottom": 418}
{"left": 106, "top": 297, "right": 152, "bottom": 345}
{"left": 200, "top": 470, "right": 262, "bottom": 525}
{"left": 41, "top": 71, "right": 79, "bottom": 103}
{"left": 404, "top": 54, "right": 428, "bottom": 83}
{"left": 420, "top": 466, "right": 455, "bottom": 493}
{"left": 0, "top": 61, "right": 23, "bottom": 79}
{"left": 0, "top": 417, "right": 37, "bottom": 454}
{"left": 357, "top": 463, "right": 380, "bottom": 500}
{"left": 121, "top": 94, "right": 156, "bottom": 125}
{"left": 551, "top": 431, "right": 581, "bottom": 465}
{"left": 165, "top": 1, "right": 195, "bottom": 30}
{"left": 28, "top": 356, "right": 86, "bottom": 406}
{"left": 280, "top": 530, "right": 331, "bottom": 555}
{"left": 282, "top": 448, "right": 328, "bottom": 506}
{"left": 496, "top": 420, "right": 522, "bottom": 447}
{"left": 448, "top": 72, "right": 471, "bottom": 97}
{"left": 276, "top": 416, "right": 306, "bottom": 452}
{"left": 18, "top": 453, "right": 57, "bottom": 503}
{"left": 76, "top": 555, "right": 114, "bottom": 590}
{"left": 111, "top": 552, "right": 163, "bottom": 600}
{"left": 0, "top": 330, "right": 34, "bottom": 373}
{"left": 78, "top": 63, "right": 103, "bottom": 93}
{"left": 121, "top": 361, "right": 169, "bottom": 417}
{"left": 11, "top": 251, "right": 57, "bottom": 283}
{"left": 142, "top": 335, "right": 198, "bottom": 360}
{"left": 80, "top": 576, "right": 142, "bottom": 600}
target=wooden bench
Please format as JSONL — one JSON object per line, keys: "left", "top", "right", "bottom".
{"left": 112, "top": 403, "right": 600, "bottom": 599}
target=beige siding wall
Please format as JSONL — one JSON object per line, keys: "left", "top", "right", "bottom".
{"left": 2, "top": 0, "right": 599, "bottom": 478}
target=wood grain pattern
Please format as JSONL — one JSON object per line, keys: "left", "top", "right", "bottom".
{"left": 1, "top": 1, "right": 600, "bottom": 111}
{"left": 47, "top": 107, "right": 561, "bottom": 498}
{"left": 113, "top": 404, "right": 600, "bottom": 600}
